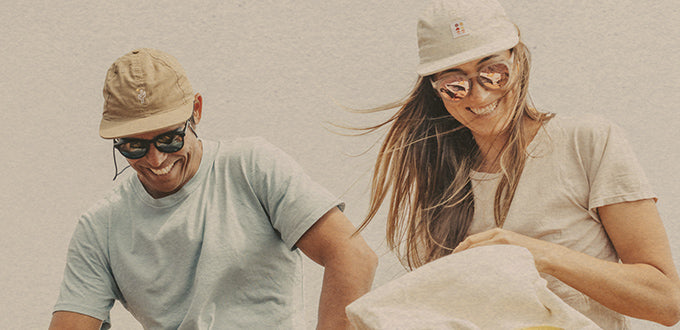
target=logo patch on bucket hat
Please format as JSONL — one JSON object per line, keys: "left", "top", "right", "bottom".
{"left": 450, "top": 20, "right": 469, "bottom": 39}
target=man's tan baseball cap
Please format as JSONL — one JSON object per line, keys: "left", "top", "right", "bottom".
{"left": 99, "top": 48, "right": 194, "bottom": 139}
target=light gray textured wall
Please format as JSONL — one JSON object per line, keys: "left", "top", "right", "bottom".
{"left": 1, "top": 1, "right": 678, "bottom": 329}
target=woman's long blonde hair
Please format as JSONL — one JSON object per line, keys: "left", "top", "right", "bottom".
{"left": 355, "top": 41, "right": 553, "bottom": 269}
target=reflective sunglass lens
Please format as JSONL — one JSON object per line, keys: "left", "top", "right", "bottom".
{"left": 442, "top": 79, "right": 470, "bottom": 100}
{"left": 433, "top": 62, "right": 510, "bottom": 101}
{"left": 478, "top": 63, "right": 509, "bottom": 90}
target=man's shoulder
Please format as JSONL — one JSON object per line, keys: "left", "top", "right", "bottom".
{"left": 212, "top": 136, "right": 275, "bottom": 153}
{"left": 75, "top": 178, "right": 138, "bottom": 228}
{"left": 210, "top": 137, "right": 290, "bottom": 164}
{"left": 208, "top": 137, "right": 306, "bottom": 187}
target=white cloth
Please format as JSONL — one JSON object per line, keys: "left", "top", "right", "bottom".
{"left": 54, "top": 138, "right": 343, "bottom": 329}
{"left": 346, "top": 245, "right": 602, "bottom": 330}
{"left": 468, "top": 114, "right": 655, "bottom": 328}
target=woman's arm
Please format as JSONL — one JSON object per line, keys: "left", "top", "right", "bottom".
{"left": 453, "top": 199, "right": 680, "bottom": 326}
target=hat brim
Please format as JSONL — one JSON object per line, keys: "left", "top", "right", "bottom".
{"left": 416, "top": 35, "right": 519, "bottom": 76}
{"left": 99, "top": 102, "right": 193, "bottom": 139}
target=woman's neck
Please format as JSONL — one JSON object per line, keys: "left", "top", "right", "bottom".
{"left": 474, "top": 132, "right": 508, "bottom": 173}
{"left": 472, "top": 117, "right": 542, "bottom": 173}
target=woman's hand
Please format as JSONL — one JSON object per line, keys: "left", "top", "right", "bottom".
{"left": 452, "top": 200, "right": 680, "bottom": 326}
{"left": 452, "top": 228, "right": 563, "bottom": 273}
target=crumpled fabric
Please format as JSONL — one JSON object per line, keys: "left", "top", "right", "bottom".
{"left": 346, "top": 245, "right": 601, "bottom": 330}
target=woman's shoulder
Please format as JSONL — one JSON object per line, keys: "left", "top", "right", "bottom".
{"left": 543, "top": 112, "right": 622, "bottom": 143}
{"left": 547, "top": 112, "right": 617, "bottom": 132}
{"left": 534, "top": 113, "right": 636, "bottom": 169}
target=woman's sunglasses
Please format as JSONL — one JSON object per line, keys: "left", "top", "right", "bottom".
{"left": 114, "top": 120, "right": 190, "bottom": 159}
{"left": 431, "top": 61, "right": 510, "bottom": 101}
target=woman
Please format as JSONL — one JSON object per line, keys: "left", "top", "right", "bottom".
{"left": 355, "top": 0, "right": 680, "bottom": 327}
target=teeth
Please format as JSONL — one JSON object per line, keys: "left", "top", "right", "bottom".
{"left": 150, "top": 163, "right": 174, "bottom": 175}
{"left": 469, "top": 100, "right": 498, "bottom": 115}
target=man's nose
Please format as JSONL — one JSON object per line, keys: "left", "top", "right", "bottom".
{"left": 145, "top": 144, "right": 168, "bottom": 167}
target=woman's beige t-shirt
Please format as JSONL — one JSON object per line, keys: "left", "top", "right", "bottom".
{"left": 470, "top": 114, "right": 656, "bottom": 329}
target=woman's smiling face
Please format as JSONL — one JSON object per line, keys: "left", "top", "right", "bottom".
{"left": 432, "top": 50, "right": 514, "bottom": 140}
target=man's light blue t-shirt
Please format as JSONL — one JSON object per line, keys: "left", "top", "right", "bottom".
{"left": 54, "top": 138, "right": 343, "bottom": 329}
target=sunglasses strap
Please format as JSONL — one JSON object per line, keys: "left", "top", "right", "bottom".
{"left": 112, "top": 146, "right": 131, "bottom": 181}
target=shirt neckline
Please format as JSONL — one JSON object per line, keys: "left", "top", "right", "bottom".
{"left": 131, "top": 139, "right": 217, "bottom": 208}
{"left": 471, "top": 115, "right": 556, "bottom": 180}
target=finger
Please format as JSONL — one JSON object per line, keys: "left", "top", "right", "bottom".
{"left": 453, "top": 239, "right": 469, "bottom": 253}
{"left": 466, "top": 240, "right": 500, "bottom": 250}
{"left": 453, "top": 229, "right": 498, "bottom": 253}
{"left": 453, "top": 236, "right": 479, "bottom": 253}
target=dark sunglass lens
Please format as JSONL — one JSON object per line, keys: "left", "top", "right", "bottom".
{"left": 117, "top": 140, "right": 149, "bottom": 159}
{"left": 155, "top": 133, "right": 185, "bottom": 153}
{"left": 114, "top": 122, "right": 189, "bottom": 158}
{"left": 479, "top": 63, "right": 509, "bottom": 90}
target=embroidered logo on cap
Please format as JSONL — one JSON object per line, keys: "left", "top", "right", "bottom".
{"left": 450, "top": 20, "right": 469, "bottom": 39}
{"left": 136, "top": 88, "right": 146, "bottom": 105}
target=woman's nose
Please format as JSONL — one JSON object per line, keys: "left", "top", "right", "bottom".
{"left": 465, "top": 80, "right": 492, "bottom": 104}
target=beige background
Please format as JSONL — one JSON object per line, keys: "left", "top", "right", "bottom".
{"left": 1, "top": 1, "right": 678, "bottom": 329}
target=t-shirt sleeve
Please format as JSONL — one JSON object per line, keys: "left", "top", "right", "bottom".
{"left": 245, "top": 138, "right": 344, "bottom": 249}
{"left": 584, "top": 119, "right": 656, "bottom": 212}
{"left": 53, "top": 213, "right": 118, "bottom": 329}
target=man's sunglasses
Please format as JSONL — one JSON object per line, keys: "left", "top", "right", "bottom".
{"left": 114, "top": 120, "right": 191, "bottom": 159}
{"left": 431, "top": 61, "right": 511, "bottom": 102}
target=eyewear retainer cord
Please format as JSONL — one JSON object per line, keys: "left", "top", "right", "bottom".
{"left": 111, "top": 121, "right": 198, "bottom": 181}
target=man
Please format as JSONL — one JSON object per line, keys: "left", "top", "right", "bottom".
{"left": 49, "top": 48, "right": 377, "bottom": 329}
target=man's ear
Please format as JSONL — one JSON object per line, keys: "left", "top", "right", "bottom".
{"left": 192, "top": 93, "right": 203, "bottom": 125}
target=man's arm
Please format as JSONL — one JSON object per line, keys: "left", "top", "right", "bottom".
{"left": 296, "top": 207, "right": 378, "bottom": 330}
{"left": 49, "top": 311, "right": 102, "bottom": 330}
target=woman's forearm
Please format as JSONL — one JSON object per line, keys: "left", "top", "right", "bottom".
{"left": 540, "top": 242, "right": 680, "bottom": 326}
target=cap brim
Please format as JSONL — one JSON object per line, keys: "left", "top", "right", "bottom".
{"left": 416, "top": 35, "right": 519, "bottom": 76}
{"left": 99, "top": 102, "right": 193, "bottom": 139}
